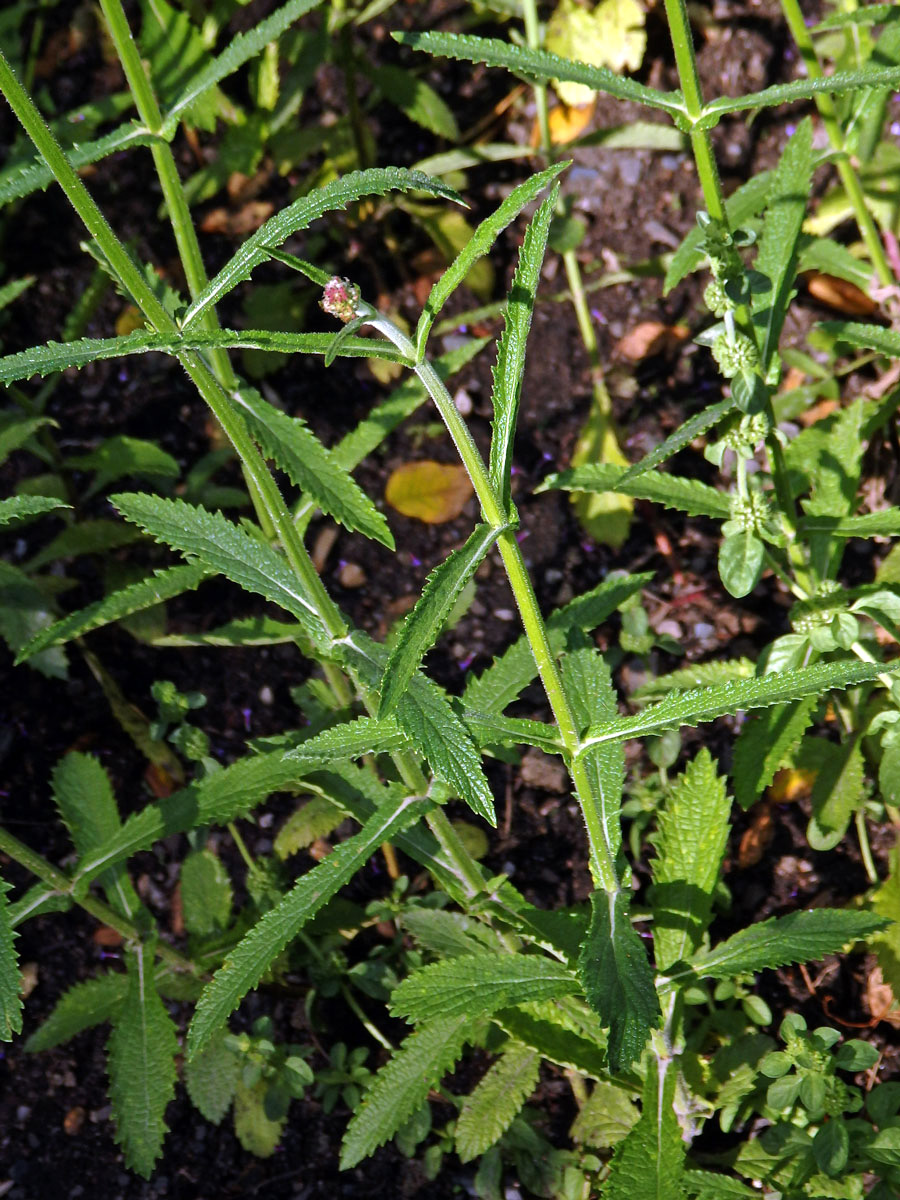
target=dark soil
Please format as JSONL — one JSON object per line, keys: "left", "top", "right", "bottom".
{"left": 2, "top": 0, "right": 898, "bottom": 1197}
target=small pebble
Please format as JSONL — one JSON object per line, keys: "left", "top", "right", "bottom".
{"left": 258, "top": 685, "right": 274, "bottom": 706}
{"left": 338, "top": 561, "right": 367, "bottom": 588}
{"left": 694, "top": 622, "right": 714, "bottom": 638}
{"left": 453, "top": 388, "right": 473, "bottom": 416}
{"left": 495, "top": 608, "right": 515, "bottom": 622}
{"left": 544, "top": 568, "right": 563, "bottom": 584}
{"left": 15, "top": 1107, "right": 30, "bottom": 1123}
{"left": 656, "top": 619, "right": 683, "bottom": 639}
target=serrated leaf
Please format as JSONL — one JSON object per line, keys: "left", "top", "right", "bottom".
{"left": 704, "top": 63, "right": 900, "bottom": 122}
{"left": 461, "top": 710, "right": 564, "bottom": 754}
{"left": 489, "top": 188, "right": 556, "bottom": 511}
{"left": 111, "top": 494, "right": 330, "bottom": 651}
{"left": 632, "top": 658, "right": 755, "bottom": 700}
{"left": 395, "top": 32, "right": 683, "bottom": 116}
{"left": 456, "top": 1043, "right": 539, "bottom": 1161}
{"left": 0, "top": 875, "right": 22, "bottom": 1040}
{"left": 274, "top": 796, "right": 344, "bottom": 858}
{"left": 665, "top": 172, "right": 772, "bottom": 294}
{"left": 183, "top": 169, "right": 461, "bottom": 328}
{"left": 541, "top": 463, "right": 730, "bottom": 518}
{"left": 164, "top": 0, "right": 323, "bottom": 129}
{"left": 385, "top": 459, "right": 473, "bottom": 523}
{"left": 391, "top": 953, "right": 578, "bottom": 1022}
{"left": 752, "top": 118, "right": 813, "bottom": 372}
{"left": 810, "top": 736, "right": 864, "bottom": 836}
{"left": 578, "top": 657, "right": 900, "bottom": 750}
{"left": 23, "top": 518, "right": 140, "bottom": 573}
{"left": 25, "top": 972, "right": 127, "bottom": 1052}
{"left": 380, "top": 524, "right": 504, "bottom": 717}
{"left": 369, "top": 64, "right": 459, "bottom": 140}
{"left": 188, "top": 793, "right": 431, "bottom": 1058}
{"left": 285, "top": 715, "right": 410, "bottom": 763}
{"left": 799, "top": 510, "right": 900, "bottom": 538}
{"left": 823, "top": 321, "right": 900, "bottom": 360}
{"left": 233, "top": 385, "right": 392, "bottom": 548}
{"left": 688, "top": 910, "right": 888, "bottom": 981}
{"left": 138, "top": 0, "right": 226, "bottom": 131}
{"left": 17, "top": 563, "right": 210, "bottom": 663}
{"left": 577, "top": 889, "right": 659, "bottom": 1070}
{"left": 184, "top": 1026, "right": 240, "bottom": 1125}
{"left": 107, "top": 945, "right": 178, "bottom": 1178}
{"left": 620, "top": 397, "right": 735, "bottom": 485}
{"left": 0, "top": 561, "right": 68, "bottom": 680}
{"left": 0, "top": 495, "right": 70, "bottom": 526}
{"left": 65, "top": 436, "right": 179, "bottom": 498}
{"left": 181, "top": 850, "right": 233, "bottom": 935}
{"left": 233, "top": 1078, "right": 285, "bottom": 1156}
{"left": 340, "top": 1017, "right": 470, "bottom": 1168}
{"left": 400, "top": 908, "right": 501, "bottom": 958}
{"left": 464, "top": 572, "right": 652, "bottom": 714}
{"left": 151, "top": 615, "right": 306, "bottom": 648}
{"left": 570, "top": 1080, "right": 639, "bottom": 1150}
{"left": 0, "top": 124, "right": 158, "bottom": 206}
{"left": 650, "top": 750, "right": 730, "bottom": 972}
{"left": 495, "top": 999, "right": 608, "bottom": 1077}
{"left": 732, "top": 697, "right": 818, "bottom": 811}
{"left": 416, "top": 162, "right": 565, "bottom": 358}
{"left": 604, "top": 1059, "right": 686, "bottom": 1200}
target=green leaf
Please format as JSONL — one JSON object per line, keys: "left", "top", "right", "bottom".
{"left": 415, "top": 162, "right": 565, "bottom": 359}
{"left": 799, "top": 510, "right": 900, "bottom": 538}
{"left": 665, "top": 171, "right": 772, "bottom": 294}
{"left": 274, "top": 796, "right": 344, "bottom": 859}
{"left": 732, "top": 697, "right": 818, "bottom": 811}
{"left": 111, "top": 494, "right": 330, "bottom": 651}
{"left": 810, "top": 737, "right": 865, "bottom": 839}
{"left": 180, "top": 850, "right": 233, "bottom": 935}
{"left": 570, "top": 1080, "right": 639, "bottom": 1150}
{"left": 688, "top": 910, "right": 889, "bottom": 981}
{"left": 16, "top": 564, "right": 210, "bottom": 663}
{"left": 0, "top": 495, "right": 70, "bottom": 526}
{"left": 163, "top": 0, "right": 323, "bottom": 129}
{"left": 400, "top": 908, "right": 501, "bottom": 958}
{"left": 577, "top": 889, "right": 660, "bottom": 1070}
{"left": 579, "top": 657, "right": 900, "bottom": 750}
{"left": 704, "top": 63, "right": 900, "bottom": 122}
{"left": 395, "top": 32, "right": 684, "bottom": 116}
{"left": 650, "top": 749, "right": 730, "bottom": 971}
{"left": 25, "top": 972, "right": 127, "bottom": 1052}
{"left": 23, "top": 518, "right": 139, "bottom": 572}
{"left": 462, "top": 710, "right": 563, "bottom": 755}
{"left": 489, "top": 188, "right": 556, "bottom": 511}
{"left": 0, "top": 123, "right": 159, "bottom": 206}
{"left": 368, "top": 64, "right": 459, "bottom": 140}
{"left": 380, "top": 524, "right": 504, "bottom": 717}
{"left": 0, "top": 561, "right": 68, "bottom": 680}
{"left": 604, "top": 1059, "right": 687, "bottom": 1200}
{"left": 632, "top": 658, "right": 755, "bottom": 700}
{"left": 541, "top": 463, "right": 730, "bottom": 518}
{"left": 107, "top": 944, "right": 178, "bottom": 1178}
{"left": 464, "top": 572, "right": 652, "bottom": 714}
{"left": 752, "top": 118, "right": 813, "bottom": 372}
{"left": 718, "top": 531, "right": 764, "bottom": 599}
{"left": 620, "top": 398, "right": 735, "bottom": 485}
{"left": 184, "top": 1026, "right": 240, "bottom": 1125}
{"left": 455, "top": 1043, "right": 539, "bottom": 1161}
{"left": 233, "top": 1078, "right": 285, "bottom": 1156}
{"left": 390, "top": 954, "right": 579, "bottom": 1022}
{"left": 187, "top": 793, "right": 431, "bottom": 1058}
{"left": 340, "top": 1017, "right": 470, "bottom": 1169}
{"left": 65, "top": 436, "right": 179, "bottom": 498}
{"left": 0, "top": 413, "right": 56, "bottom": 465}
{"left": 495, "top": 998, "right": 608, "bottom": 1077}
{"left": 183, "top": 169, "right": 461, "bottom": 328}
{"left": 150, "top": 614, "right": 306, "bottom": 648}
{"left": 345, "top": 631, "right": 496, "bottom": 824}
{"left": 0, "top": 874, "right": 22, "bottom": 1040}
{"left": 0, "top": 329, "right": 409, "bottom": 385}
{"left": 234, "top": 385, "right": 392, "bottom": 548}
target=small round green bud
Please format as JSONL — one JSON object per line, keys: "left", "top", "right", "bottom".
{"left": 711, "top": 332, "right": 759, "bottom": 378}
{"left": 703, "top": 279, "right": 730, "bottom": 317}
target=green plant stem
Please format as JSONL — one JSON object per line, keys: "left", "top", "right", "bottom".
{"left": 855, "top": 808, "right": 878, "bottom": 886}
{"left": 0, "top": 826, "right": 199, "bottom": 974}
{"left": 779, "top": 0, "right": 893, "bottom": 288}
{"left": 364, "top": 307, "right": 619, "bottom": 892}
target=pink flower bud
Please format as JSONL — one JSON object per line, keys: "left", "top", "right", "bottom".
{"left": 320, "top": 276, "right": 361, "bottom": 323}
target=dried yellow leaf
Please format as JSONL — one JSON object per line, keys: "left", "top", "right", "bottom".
{"left": 385, "top": 460, "right": 473, "bottom": 524}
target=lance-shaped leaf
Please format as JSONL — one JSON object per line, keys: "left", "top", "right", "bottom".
{"left": 604, "top": 1058, "right": 686, "bottom": 1200}
{"left": 184, "top": 1027, "right": 241, "bottom": 1125}
{"left": 0, "top": 328, "right": 409, "bottom": 385}
{"left": 107, "top": 944, "right": 178, "bottom": 1178}
{"left": 732, "top": 697, "right": 817, "bottom": 811}
{"left": 163, "top": 0, "right": 323, "bottom": 129}
{"left": 752, "top": 119, "right": 813, "bottom": 373}
{"left": 111, "top": 494, "right": 330, "bottom": 651}
{"left": 285, "top": 715, "right": 409, "bottom": 763}
{"left": 187, "top": 793, "right": 431, "bottom": 1058}
{"left": 578, "top": 657, "right": 900, "bottom": 751}
{"left": 633, "top": 658, "right": 755, "bottom": 700}
{"left": 464, "top": 572, "right": 652, "bottom": 715}
{"left": 540, "top": 463, "right": 730, "bottom": 518}
{"left": 233, "top": 385, "right": 392, "bottom": 548}
{"left": 495, "top": 999, "right": 608, "bottom": 1078}
{"left": 395, "top": 32, "right": 685, "bottom": 117}
{"left": 416, "top": 163, "right": 564, "bottom": 359}
{"left": 0, "top": 495, "right": 70, "bottom": 527}
{"left": 16, "top": 563, "right": 210, "bottom": 663}
{"left": 462, "top": 711, "right": 564, "bottom": 755}
{"left": 455, "top": 1043, "right": 540, "bottom": 1162}
{"left": 620, "top": 397, "right": 736, "bottom": 485}
{"left": 684, "top": 909, "right": 888, "bottom": 982}
{"left": 799, "top": 510, "right": 900, "bottom": 538}
{"left": 824, "top": 320, "right": 900, "bottom": 358}
{"left": 380, "top": 524, "right": 504, "bottom": 717}
{"left": 665, "top": 171, "right": 772, "bottom": 294}
{"left": 0, "top": 124, "right": 160, "bottom": 206}
{"left": 650, "top": 750, "right": 730, "bottom": 972}
{"left": 182, "top": 169, "right": 462, "bottom": 327}
{"left": 340, "top": 1017, "right": 471, "bottom": 1169}
{"left": 25, "top": 972, "right": 128, "bottom": 1052}
{"left": 0, "top": 875, "right": 22, "bottom": 1040}
{"left": 489, "top": 187, "right": 556, "bottom": 511}
{"left": 577, "top": 889, "right": 660, "bottom": 1071}
{"left": 390, "top": 954, "right": 579, "bottom": 1022}
{"left": 345, "top": 631, "right": 496, "bottom": 824}
{"left": 704, "top": 63, "right": 900, "bottom": 122}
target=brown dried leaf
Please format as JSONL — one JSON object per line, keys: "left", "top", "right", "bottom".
{"left": 385, "top": 460, "right": 473, "bottom": 524}
{"left": 769, "top": 767, "right": 817, "bottom": 804}
{"left": 804, "top": 271, "right": 878, "bottom": 316}
{"left": 616, "top": 321, "right": 689, "bottom": 361}
{"left": 866, "top": 962, "right": 900, "bottom": 1025}
{"left": 738, "top": 801, "right": 775, "bottom": 868}
{"left": 200, "top": 201, "right": 275, "bottom": 236}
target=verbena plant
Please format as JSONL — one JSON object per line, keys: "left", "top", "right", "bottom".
{"left": 3, "top": 0, "right": 900, "bottom": 1194}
